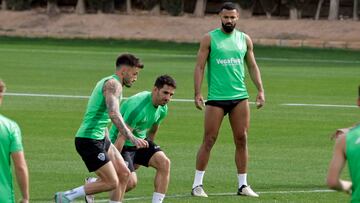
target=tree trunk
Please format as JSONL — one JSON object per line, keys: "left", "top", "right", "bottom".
{"left": 315, "top": 0, "right": 324, "bottom": 20}
{"left": 259, "top": 0, "right": 278, "bottom": 20}
{"left": 239, "top": 7, "right": 253, "bottom": 18}
{"left": 126, "top": 0, "right": 132, "bottom": 14}
{"left": 354, "top": 0, "right": 359, "bottom": 20}
{"left": 265, "top": 12, "right": 272, "bottom": 19}
{"left": 1, "top": 0, "right": 7, "bottom": 10}
{"left": 76, "top": 0, "right": 86, "bottom": 14}
{"left": 101, "top": 0, "right": 114, "bottom": 13}
{"left": 193, "top": 0, "right": 206, "bottom": 17}
{"left": 47, "top": 0, "right": 60, "bottom": 16}
{"left": 289, "top": 7, "right": 298, "bottom": 20}
{"left": 328, "top": 0, "right": 339, "bottom": 20}
{"left": 150, "top": 3, "right": 160, "bottom": 15}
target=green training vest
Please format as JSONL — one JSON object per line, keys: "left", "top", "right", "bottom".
{"left": 0, "top": 114, "right": 23, "bottom": 203}
{"left": 109, "top": 91, "right": 167, "bottom": 146}
{"left": 346, "top": 124, "right": 360, "bottom": 203}
{"left": 207, "top": 28, "right": 249, "bottom": 100}
{"left": 76, "top": 75, "right": 121, "bottom": 140}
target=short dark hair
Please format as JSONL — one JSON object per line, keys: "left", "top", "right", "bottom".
{"left": 116, "top": 53, "right": 144, "bottom": 69}
{"left": 220, "top": 2, "right": 238, "bottom": 13}
{"left": 0, "top": 80, "right": 5, "bottom": 94}
{"left": 154, "top": 75, "right": 176, "bottom": 89}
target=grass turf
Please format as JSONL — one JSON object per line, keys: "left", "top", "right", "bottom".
{"left": 0, "top": 36, "right": 359, "bottom": 202}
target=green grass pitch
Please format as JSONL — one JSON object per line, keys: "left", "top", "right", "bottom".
{"left": 1, "top": 36, "right": 360, "bottom": 202}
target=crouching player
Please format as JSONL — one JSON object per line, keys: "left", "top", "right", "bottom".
{"left": 327, "top": 85, "right": 360, "bottom": 202}
{"left": 89, "top": 75, "right": 176, "bottom": 203}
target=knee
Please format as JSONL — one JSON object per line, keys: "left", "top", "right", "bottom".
{"left": 127, "top": 175, "right": 137, "bottom": 191}
{"left": 104, "top": 177, "right": 119, "bottom": 191}
{"left": 154, "top": 155, "right": 171, "bottom": 174}
{"left": 161, "top": 157, "right": 171, "bottom": 173}
{"left": 117, "top": 167, "right": 131, "bottom": 182}
{"left": 234, "top": 132, "right": 247, "bottom": 147}
{"left": 203, "top": 135, "right": 217, "bottom": 150}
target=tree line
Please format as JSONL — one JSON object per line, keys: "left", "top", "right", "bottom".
{"left": 1, "top": 0, "right": 358, "bottom": 20}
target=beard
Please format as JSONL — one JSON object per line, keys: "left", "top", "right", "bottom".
{"left": 222, "top": 22, "right": 236, "bottom": 33}
{"left": 123, "top": 78, "right": 132, "bottom": 88}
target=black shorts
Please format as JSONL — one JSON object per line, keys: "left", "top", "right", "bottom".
{"left": 205, "top": 98, "right": 248, "bottom": 115}
{"left": 75, "top": 137, "right": 111, "bottom": 172}
{"left": 121, "top": 139, "right": 162, "bottom": 172}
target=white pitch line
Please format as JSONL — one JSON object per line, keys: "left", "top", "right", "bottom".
{"left": 88, "top": 189, "right": 335, "bottom": 202}
{"left": 34, "top": 189, "right": 336, "bottom": 203}
{"left": 257, "top": 57, "right": 360, "bottom": 64}
{"left": 282, "top": 103, "right": 358, "bottom": 108}
{"left": 0, "top": 47, "right": 194, "bottom": 58}
{"left": 5, "top": 92, "right": 89, "bottom": 99}
{"left": 5, "top": 92, "right": 194, "bottom": 102}
{"left": 1, "top": 47, "right": 360, "bottom": 64}
{"left": 5, "top": 92, "right": 357, "bottom": 108}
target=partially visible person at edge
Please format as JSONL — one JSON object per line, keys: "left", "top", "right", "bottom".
{"left": 191, "top": 2, "right": 265, "bottom": 198}
{"left": 0, "top": 79, "right": 30, "bottom": 203}
{"left": 87, "top": 75, "right": 176, "bottom": 203}
{"left": 55, "top": 53, "right": 148, "bottom": 203}
{"left": 327, "top": 85, "right": 360, "bottom": 203}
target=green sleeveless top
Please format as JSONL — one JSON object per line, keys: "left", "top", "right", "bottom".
{"left": 109, "top": 91, "right": 167, "bottom": 147}
{"left": 346, "top": 124, "right": 360, "bottom": 202}
{"left": 207, "top": 28, "right": 249, "bottom": 100}
{"left": 0, "top": 114, "right": 23, "bottom": 203}
{"left": 76, "top": 75, "right": 121, "bottom": 140}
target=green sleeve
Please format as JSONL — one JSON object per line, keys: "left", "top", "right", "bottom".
{"left": 155, "top": 107, "right": 168, "bottom": 125}
{"left": 10, "top": 122, "right": 23, "bottom": 152}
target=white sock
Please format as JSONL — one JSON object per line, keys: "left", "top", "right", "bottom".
{"left": 63, "top": 186, "right": 85, "bottom": 201}
{"left": 152, "top": 192, "right": 165, "bottom": 203}
{"left": 192, "top": 170, "right": 205, "bottom": 189}
{"left": 238, "top": 173, "right": 248, "bottom": 188}
{"left": 86, "top": 177, "right": 97, "bottom": 183}
{"left": 109, "top": 201, "right": 121, "bottom": 203}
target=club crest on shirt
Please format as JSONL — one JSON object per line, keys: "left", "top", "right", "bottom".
{"left": 97, "top": 153, "right": 106, "bottom": 161}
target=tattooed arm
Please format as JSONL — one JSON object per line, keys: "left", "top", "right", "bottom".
{"left": 103, "top": 78, "right": 148, "bottom": 148}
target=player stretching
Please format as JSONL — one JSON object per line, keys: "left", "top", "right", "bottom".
{"left": 55, "top": 54, "right": 148, "bottom": 203}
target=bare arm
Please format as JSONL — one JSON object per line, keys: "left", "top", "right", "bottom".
{"left": 103, "top": 79, "right": 148, "bottom": 148}
{"left": 114, "top": 124, "right": 133, "bottom": 152}
{"left": 12, "top": 151, "right": 29, "bottom": 203}
{"left": 194, "top": 34, "right": 211, "bottom": 110}
{"left": 326, "top": 134, "right": 352, "bottom": 193}
{"left": 244, "top": 34, "right": 265, "bottom": 109}
{"left": 147, "top": 124, "right": 159, "bottom": 141}
{"left": 114, "top": 134, "right": 126, "bottom": 152}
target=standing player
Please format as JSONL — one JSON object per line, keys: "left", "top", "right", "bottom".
{"left": 191, "top": 2, "right": 265, "bottom": 197}
{"left": 327, "top": 85, "right": 360, "bottom": 202}
{"left": 55, "top": 54, "right": 148, "bottom": 203}
{"left": 0, "top": 80, "right": 29, "bottom": 203}
{"left": 109, "top": 75, "right": 176, "bottom": 203}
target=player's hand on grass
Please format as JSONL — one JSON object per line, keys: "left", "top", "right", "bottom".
{"left": 194, "top": 94, "right": 205, "bottom": 110}
{"left": 256, "top": 91, "right": 265, "bottom": 109}
{"left": 340, "top": 180, "right": 352, "bottom": 194}
{"left": 19, "top": 199, "right": 29, "bottom": 203}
